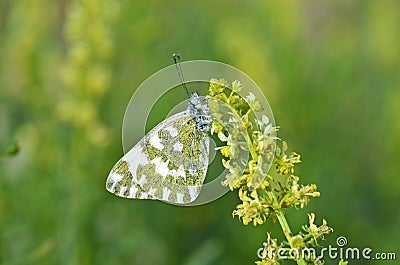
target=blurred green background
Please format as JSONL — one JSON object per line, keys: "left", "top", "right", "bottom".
{"left": 1, "top": 1, "right": 399, "bottom": 264}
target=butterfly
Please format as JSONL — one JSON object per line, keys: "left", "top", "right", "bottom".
{"left": 105, "top": 54, "right": 212, "bottom": 204}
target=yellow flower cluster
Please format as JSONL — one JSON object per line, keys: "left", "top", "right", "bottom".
{"left": 233, "top": 189, "right": 272, "bottom": 226}
{"left": 208, "top": 78, "right": 336, "bottom": 264}
{"left": 208, "top": 79, "right": 321, "bottom": 226}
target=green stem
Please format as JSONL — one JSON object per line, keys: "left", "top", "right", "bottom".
{"left": 268, "top": 192, "right": 308, "bottom": 265}
{"left": 275, "top": 210, "right": 293, "bottom": 241}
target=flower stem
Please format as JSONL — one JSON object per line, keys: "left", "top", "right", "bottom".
{"left": 275, "top": 210, "right": 293, "bottom": 241}
{"left": 268, "top": 191, "right": 307, "bottom": 265}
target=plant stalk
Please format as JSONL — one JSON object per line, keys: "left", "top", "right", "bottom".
{"left": 268, "top": 192, "right": 308, "bottom": 265}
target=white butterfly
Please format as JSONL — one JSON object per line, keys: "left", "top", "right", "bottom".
{"left": 106, "top": 92, "right": 211, "bottom": 204}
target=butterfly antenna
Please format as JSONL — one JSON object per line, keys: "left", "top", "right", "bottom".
{"left": 172, "top": 54, "right": 190, "bottom": 97}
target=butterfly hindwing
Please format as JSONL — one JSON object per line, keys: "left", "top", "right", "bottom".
{"left": 106, "top": 111, "right": 209, "bottom": 204}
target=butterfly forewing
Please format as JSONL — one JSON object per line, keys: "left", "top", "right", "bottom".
{"left": 106, "top": 111, "right": 209, "bottom": 204}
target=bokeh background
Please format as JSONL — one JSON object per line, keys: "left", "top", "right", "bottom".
{"left": 1, "top": 1, "right": 399, "bottom": 264}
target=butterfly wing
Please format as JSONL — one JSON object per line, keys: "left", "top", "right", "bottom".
{"left": 106, "top": 111, "right": 209, "bottom": 204}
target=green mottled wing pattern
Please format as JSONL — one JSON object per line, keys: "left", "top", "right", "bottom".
{"left": 106, "top": 111, "right": 209, "bottom": 204}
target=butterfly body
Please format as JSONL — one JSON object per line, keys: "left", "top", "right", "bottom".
{"left": 106, "top": 92, "right": 211, "bottom": 204}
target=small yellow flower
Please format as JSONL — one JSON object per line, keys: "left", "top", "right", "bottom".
{"left": 302, "top": 213, "right": 333, "bottom": 246}
{"left": 210, "top": 120, "right": 224, "bottom": 134}
{"left": 219, "top": 146, "right": 231, "bottom": 158}
{"left": 245, "top": 92, "right": 262, "bottom": 111}
{"left": 209, "top": 78, "right": 228, "bottom": 95}
{"left": 231, "top": 80, "right": 242, "bottom": 93}
{"left": 290, "top": 235, "right": 305, "bottom": 249}
{"left": 221, "top": 159, "right": 243, "bottom": 189}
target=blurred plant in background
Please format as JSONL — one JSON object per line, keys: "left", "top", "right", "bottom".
{"left": 1, "top": 1, "right": 399, "bottom": 265}
{"left": 58, "top": 0, "right": 119, "bottom": 147}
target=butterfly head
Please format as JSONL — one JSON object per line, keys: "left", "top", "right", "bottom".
{"left": 172, "top": 54, "right": 211, "bottom": 132}
{"left": 188, "top": 92, "right": 211, "bottom": 132}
